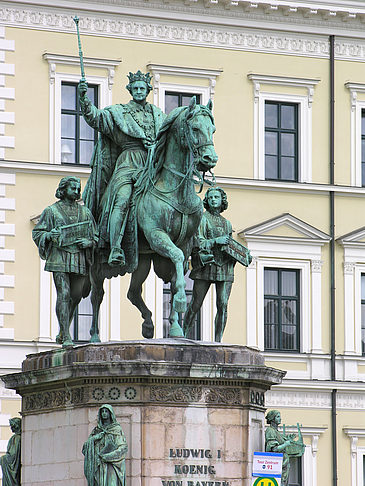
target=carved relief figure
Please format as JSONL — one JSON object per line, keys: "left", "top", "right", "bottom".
{"left": 32, "top": 177, "right": 97, "bottom": 346}
{"left": 82, "top": 404, "right": 128, "bottom": 486}
{"left": 0, "top": 417, "right": 21, "bottom": 486}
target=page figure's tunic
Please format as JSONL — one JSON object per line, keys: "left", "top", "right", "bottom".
{"left": 32, "top": 200, "right": 96, "bottom": 275}
{"left": 190, "top": 211, "right": 234, "bottom": 282}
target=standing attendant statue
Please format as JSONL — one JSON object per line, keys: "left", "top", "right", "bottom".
{"left": 265, "top": 410, "right": 305, "bottom": 486}
{"left": 183, "top": 187, "right": 235, "bottom": 342}
{"left": 32, "top": 177, "right": 97, "bottom": 347}
{"left": 0, "top": 417, "right": 21, "bottom": 486}
{"left": 82, "top": 404, "right": 128, "bottom": 486}
{"left": 78, "top": 71, "right": 166, "bottom": 268}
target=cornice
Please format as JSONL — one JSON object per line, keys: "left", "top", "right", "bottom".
{"left": 4, "top": 2, "right": 365, "bottom": 61}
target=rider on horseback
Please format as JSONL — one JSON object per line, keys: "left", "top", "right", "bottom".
{"left": 78, "top": 71, "right": 166, "bottom": 267}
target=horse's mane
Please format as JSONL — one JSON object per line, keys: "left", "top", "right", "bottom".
{"left": 134, "top": 104, "right": 214, "bottom": 197}
{"left": 134, "top": 106, "right": 186, "bottom": 196}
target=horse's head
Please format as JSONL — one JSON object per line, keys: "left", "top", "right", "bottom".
{"left": 183, "top": 97, "right": 218, "bottom": 173}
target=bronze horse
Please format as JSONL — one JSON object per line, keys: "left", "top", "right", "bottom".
{"left": 88, "top": 97, "right": 217, "bottom": 340}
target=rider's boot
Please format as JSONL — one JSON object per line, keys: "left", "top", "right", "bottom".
{"left": 108, "top": 204, "right": 128, "bottom": 267}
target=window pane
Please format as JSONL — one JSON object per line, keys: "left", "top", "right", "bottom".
{"left": 80, "top": 140, "right": 95, "bottom": 165}
{"left": 265, "top": 103, "right": 278, "bottom": 128}
{"left": 80, "top": 116, "right": 95, "bottom": 140}
{"left": 264, "top": 298, "right": 278, "bottom": 324}
{"left": 281, "top": 133, "right": 295, "bottom": 156}
{"left": 265, "top": 132, "right": 278, "bottom": 155}
{"left": 362, "top": 275, "right": 365, "bottom": 300}
{"left": 362, "top": 111, "right": 365, "bottom": 135}
{"left": 281, "top": 105, "right": 295, "bottom": 129}
{"left": 264, "top": 324, "right": 278, "bottom": 349}
{"left": 282, "top": 271, "right": 297, "bottom": 296}
{"left": 60, "top": 139, "right": 76, "bottom": 163}
{"left": 282, "top": 324, "right": 297, "bottom": 350}
{"left": 78, "top": 296, "right": 93, "bottom": 314}
{"left": 61, "top": 114, "right": 76, "bottom": 138}
{"left": 182, "top": 94, "right": 200, "bottom": 106}
{"left": 61, "top": 84, "right": 76, "bottom": 110}
{"left": 265, "top": 156, "right": 278, "bottom": 179}
{"left": 362, "top": 139, "right": 365, "bottom": 163}
{"left": 264, "top": 269, "right": 278, "bottom": 294}
{"left": 77, "top": 315, "right": 92, "bottom": 341}
{"left": 87, "top": 86, "right": 96, "bottom": 105}
{"left": 281, "top": 157, "right": 296, "bottom": 181}
{"left": 165, "top": 94, "right": 179, "bottom": 114}
{"left": 282, "top": 300, "right": 297, "bottom": 325}
{"left": 289, "top": 457, "right": 301, "bottom": 486}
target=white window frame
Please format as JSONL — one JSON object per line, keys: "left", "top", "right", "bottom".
{"left": 345, "top": 83, "right": 365, "bottom": 187}
{"left": 248, "top": 74, "right": 319, "bottom": 183}
{"left": 340, "top": 239, "right": 365, "bottom": 357}
{"left": 241, "top": 214, "right": 329, "bottom": 360}
{"left": 147, "top": 63, "right": 222, "bottom": 111}
{"left": 344, "top": 428, "right": 365, "bottom": 486}
{"left": 43, "top": 53, "right": 120, "bottom": 164}
{"left": 257, "top": 258, "right": 309, "bottom": 353}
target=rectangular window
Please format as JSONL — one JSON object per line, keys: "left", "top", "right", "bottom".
{"left": 265, "top": 101, "right": 298, "bottom": 182}
{"left": 361, "top": 274, "right": 365, "bottom": 355}
{"left": 289, "top": 457, "right": 302, "bottom": 486}
{"left": 61, "top": 82, "right": 98, "bottom": 165}
{"left": 71, "top": 295, "right": 93, "bottom": 343}
{"left": 163, "top": 273, "right": 201, "bottom": 339}
{"left": 264, "top": 268, "right": 300, "bottom": 352}
{"left": 361, "top": 110, "right": 365, "bottom": 187}
{"left": 165, "top": 92, "right": 201, "bottom": 114}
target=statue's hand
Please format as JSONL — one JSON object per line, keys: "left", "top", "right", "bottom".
{"left": 78, "top": 79, "right": 88, "bottom": 99}
{"left": 77, "top": 238, "right": 92, "bottom": 249}
{"left": 215, "top": 235, "right": 230, "bottom": 245}
{"left": 48, "top": 228, "right": 60, "bottom": 243}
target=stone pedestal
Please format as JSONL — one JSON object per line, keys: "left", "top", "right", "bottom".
{"left": 1, "top": 340, "right": 284, "bottom": 486}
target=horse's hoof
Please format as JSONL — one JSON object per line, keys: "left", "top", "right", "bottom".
{"left": 142, "top": 320, "right": 154, "bottom": 339}
{"left": 169, "top": 323, "right": 184, "bottom": 338}
{"left": 55, "top": 334, "right": 63, "bottom": 345}
{"left": 90, "top": 334, "right": 101, "bottom": 343}
{"left": 62, "top": 338, "right": 74, "bottom": 348}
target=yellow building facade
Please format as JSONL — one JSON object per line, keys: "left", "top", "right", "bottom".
{"left": 1, "top": 0, "right": 365, "bottom": 484}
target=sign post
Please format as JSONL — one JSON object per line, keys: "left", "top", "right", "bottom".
{"left": 252, "top": 452, "right": 283, "bottom": 486}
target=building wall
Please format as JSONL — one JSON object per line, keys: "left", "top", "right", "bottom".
{"left": 2, "top": 0, "right": 365, "bottom": 484}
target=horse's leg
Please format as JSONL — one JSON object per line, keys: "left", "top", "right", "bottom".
{"left": 147, "top": 230, "right": 186, "bottom": 314}
{"left": 168, "top": 279, "right": 184, "bottom": 338}
{"left": 127, "top": 254, "right": 154, "bottom": 339}
{"left": 89, "top": 266, "right": 104, "bottom": 343}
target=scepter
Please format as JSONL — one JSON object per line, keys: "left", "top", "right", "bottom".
{"left": 73, "top": 16, "right": 86, "bottom": 81}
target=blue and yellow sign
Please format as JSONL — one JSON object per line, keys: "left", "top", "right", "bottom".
{"left": 253, "top": 478, "right": 279, "bottom": 486}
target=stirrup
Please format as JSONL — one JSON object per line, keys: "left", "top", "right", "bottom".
{"left": 108, "top": 247, "right": 125, "bottom": 267}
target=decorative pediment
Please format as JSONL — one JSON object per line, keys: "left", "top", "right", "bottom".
{"left": 338, "top": 226, "right": 365, "bottom": 246}
{"left": 239, "top": 213, "right": 330, "bottom": 244}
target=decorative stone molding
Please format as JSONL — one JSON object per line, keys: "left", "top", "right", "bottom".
{"left": 5, "top": 4, "right": 365, "bottom": 62}
{"left": 0, "top": 26, "right": 15, "bottom": 160}
{"left": 43, "top": 53, "right": 121, "bottom": 91}
{"left": 344, "top": 261, "right": 355, "bottom": 275}
{"left": 248, "top": 74, "right": 320, "bottom": 107}
{"left": 147, "top": 63, "right": 222, "bottom": 105}
{"left": 311, "top": 259, "right": 324, "bottom": 273}
{"left": 0, "top": 172, "right": 15, "bottom": 340}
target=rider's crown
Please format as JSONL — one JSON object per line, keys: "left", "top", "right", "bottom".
{"left": 127, "top": 70, "right": 152, "bottom": 85}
